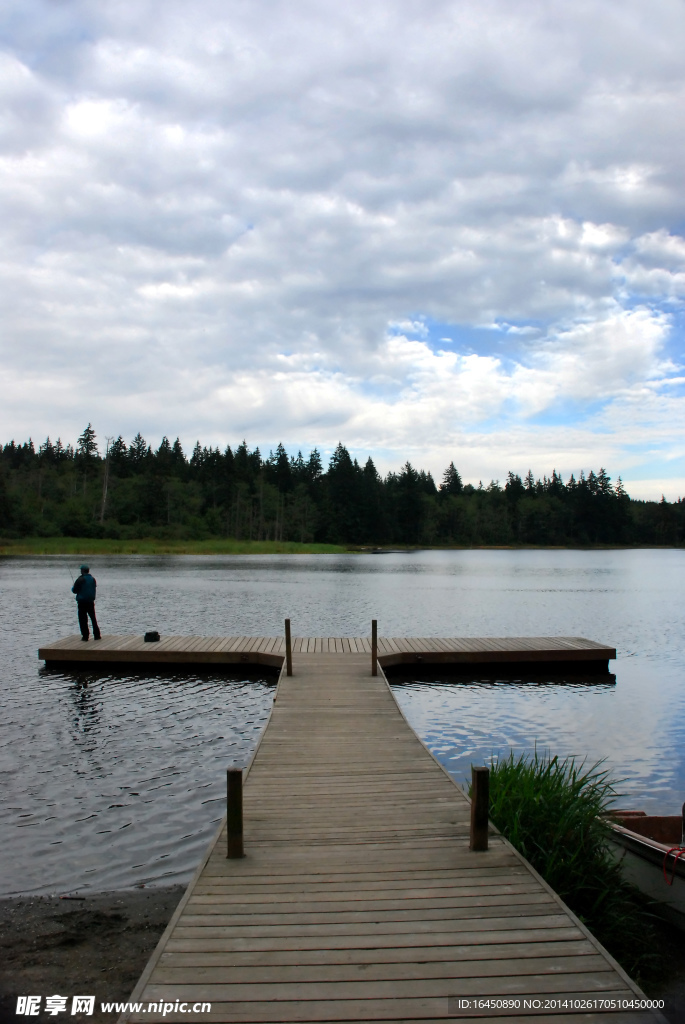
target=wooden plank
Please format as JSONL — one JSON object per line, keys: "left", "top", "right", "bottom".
{"left": 120, "top": 639, "right": 646, "bottom": 1024}
{"left": 40, "top": 634, "right": 615, "bottom": 666}
{"left": 163, "top": 925, "right": 585, "bottom": 953}
{"left": 141, "top": 969, "right": 627, "bottom": 998}
{"left": 194, "top": 865, "right": 532, "bottom": 887}
{"left": 181, "top": 895, "right": 559, "bottom": 921}
{"left": 190, "top": 882, "right": 544, "bottom": 902}
{"left": 157, "top": 942, "right": 602, "bottom": 968}
{"left": 172, "top": 913, "right": 575, "bottom": 938}
{"left": 214, "top": 636, "right": 240, "bottom": 652}
{"left": 192, "top": 869, "right": 534, "bottom": 890}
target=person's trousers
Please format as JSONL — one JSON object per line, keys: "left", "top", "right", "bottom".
{"left": 77, "top": 600, "right": 101, "bottom": 640}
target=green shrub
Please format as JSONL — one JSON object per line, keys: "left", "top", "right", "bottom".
{"left": 482, "top": 750, "right": 658, "bottom": 981}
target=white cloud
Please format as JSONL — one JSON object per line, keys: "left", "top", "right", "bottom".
{"left": 620, "top": 480, "right": 685, "bottom": 501}
{"left": 1, "top": 0, "right": 685, "bottom": 497}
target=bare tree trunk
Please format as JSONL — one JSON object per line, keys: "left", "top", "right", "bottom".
{"left": 99, "top": 436, "right": 113, "bottom": 523}
{"left": 259, "top": 480, "right": 264, "bottom": 540}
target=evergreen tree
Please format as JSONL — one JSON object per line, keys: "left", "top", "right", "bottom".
{"left": 129, "top": 433, "right": 149, "bottom": 467}
{"left": 505, "top": 471, "right": 525, "bottom": 501}
{"left": 290, "top": 450, "right": 307, "bottom": 484}
{"left": 76, "top": 424, "right": 98, "bottom": 462}
{"left": 268, "top": 443, "right": 292, "bottom": 492}
{"left": 156, "top": 436, "right": 173, "bottom": 470}
{"left": 171, "top": 438, "right": 185, "bottom": 466}
{"left": 396, "top": 462, "right": 423, "bottom": 543}
{"left": 325, "top": 443, "right": 362, "bottom": 542}
{"left": 190, "top": 441, "right": 203, "bottom": 468}
{"left": 440, "top": 462, "right": 463, "bottom": 494}
{"left": 0, "top": 426, "right": 681, "bottom": 546}
{"left": 39, "top": 437, "right": 55, "bottom": 463}
{"left": 306, "top": 448, "right": 323, "bottom": 482}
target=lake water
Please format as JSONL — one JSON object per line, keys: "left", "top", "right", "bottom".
{"left": 1, "top": 549, "right": 683, "bottom": 896}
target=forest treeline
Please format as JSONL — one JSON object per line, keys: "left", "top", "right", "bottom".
{"left": 0, "top": 425, "right": 682, "bottom": 546}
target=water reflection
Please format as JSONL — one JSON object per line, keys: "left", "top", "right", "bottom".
{"left": 69, "top": 679, "right": 102, "bottom": 753}
{"left": 2, "top": 669, "right": 274, "bottom": 895}
{"left": 390, "top": 661, "right": 685, "bottom": 816}
{"left": 2, "top": 548, "right": 685, "bottom": 896}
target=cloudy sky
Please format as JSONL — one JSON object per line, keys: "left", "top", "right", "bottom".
{"left": 2, "top": 0, "right": 684, "bottom": 496}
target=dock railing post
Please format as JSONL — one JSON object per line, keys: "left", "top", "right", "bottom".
{"left": 226, "top": 767, "right": 244, "bottom": 858}
{"left": 371, "top": 619, "right": 377, "bottom": 676}
{"left": 470, "top": 766, "right": 489, "bottom": 851}
{"left": 285, "top": 618, "right": 293, "bottom": 677}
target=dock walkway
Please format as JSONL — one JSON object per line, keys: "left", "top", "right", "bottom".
{"left": 122, "top": 650, "right": 647, "bottom": 1023}
{"left": 39, "top": 635, "right": 615, "bottom": 672}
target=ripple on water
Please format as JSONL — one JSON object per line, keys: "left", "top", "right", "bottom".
{"left": 1, "top": 670, "right": 274, "bottom": 895}
{"left": 3, "top": 549, "right": 685, "bottom": 896}
{"left": 390, "top": 666, "right": 685, "bottom": 813}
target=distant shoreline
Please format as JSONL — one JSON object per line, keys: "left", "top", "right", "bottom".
{"left": 0, "top": 537, "right": 347, "bottom": 556}
{"left": 1, "top": 537, "right": 683, "bottom": 556}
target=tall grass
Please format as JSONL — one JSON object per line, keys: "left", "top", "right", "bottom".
{"left": 484, "top": 750, "right": 658, "bottom": 981}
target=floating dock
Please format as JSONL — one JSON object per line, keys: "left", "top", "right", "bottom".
{"left": 39, "top": 634, "right": 616, "bottom": 672}
{"left": 111, "top": 644, "right": 655, "bottom": 1024}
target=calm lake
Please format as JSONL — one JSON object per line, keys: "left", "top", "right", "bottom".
{"left": 1, "top": 548, "right": 683, "bottom": 896}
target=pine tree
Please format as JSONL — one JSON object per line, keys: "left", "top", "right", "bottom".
{"left": 440, "top": 462, "right": 463, "bottom": 495}
{"left": 274, "top": 443, "right": 292, "bottom": 492}
{"left": 505, "top": 472, "right": 525, "bottom": 500}
{"left": 190, "top": 441, "right": 203, "bottom": 467}
{"left": 76, "top": 423, "right": 98, "bottom": 462}
{"left": 129, "top": 433, "right": 149, "bottom": 466}
{"left": 156, "top": 436, "right": 173, "bottom": 468}
{"left": 306, "top": 448, "right": 323, "bottom": 481}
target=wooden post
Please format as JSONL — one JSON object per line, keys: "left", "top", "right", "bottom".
{"left": 226, "top": 767, "right": 244, "bottom": 858}
{"left": 371, "top": 619, "right": 377, "bottom": 676}
{"left": 285, "top": 618, "right": 293, "bottom": 677}
{"left": 470, "top": 766, "right": 489, "bottom": 851}
{"left": 682, "top": 802, "right": 685, "bottom": 845}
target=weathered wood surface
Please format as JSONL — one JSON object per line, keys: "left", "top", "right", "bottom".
{"left": 39, "top": 634, "right": 615, "bottom": 670}
{"left": 120, "top": 652, "right": 647, "bottom": 1024}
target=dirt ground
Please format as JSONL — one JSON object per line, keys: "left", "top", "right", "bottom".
{"left": 0, "top": 887, "right": 184, "bottom": 1023}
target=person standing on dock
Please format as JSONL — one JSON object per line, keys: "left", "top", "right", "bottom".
{"left": 72, "top": 565, "right": 101, "bottom": 642}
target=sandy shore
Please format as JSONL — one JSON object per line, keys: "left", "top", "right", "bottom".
{"left": 0, "top": 886, "right": 184, "bottom": 1023}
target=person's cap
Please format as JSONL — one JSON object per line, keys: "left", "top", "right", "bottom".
{"left": 80, "top": 564, "right": 89, "bottom": 572}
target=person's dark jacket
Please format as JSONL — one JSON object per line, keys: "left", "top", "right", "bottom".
{"left": 72, "top": 573, "right": 97, "bottom": 602}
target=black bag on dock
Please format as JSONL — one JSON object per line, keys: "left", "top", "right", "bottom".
{"left": 144, "top": 630, "right": 161, "bottom": 642}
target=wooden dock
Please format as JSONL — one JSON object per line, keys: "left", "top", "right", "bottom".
{"left": 39, "top": 635, "right": 615, "bottom": 672}
{"left": 118, "top": 647, "right": 653, "bottom": 1024}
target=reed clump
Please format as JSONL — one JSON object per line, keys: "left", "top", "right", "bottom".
{"left": 484, "top": 750, "right": 657, "bottom": 982}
